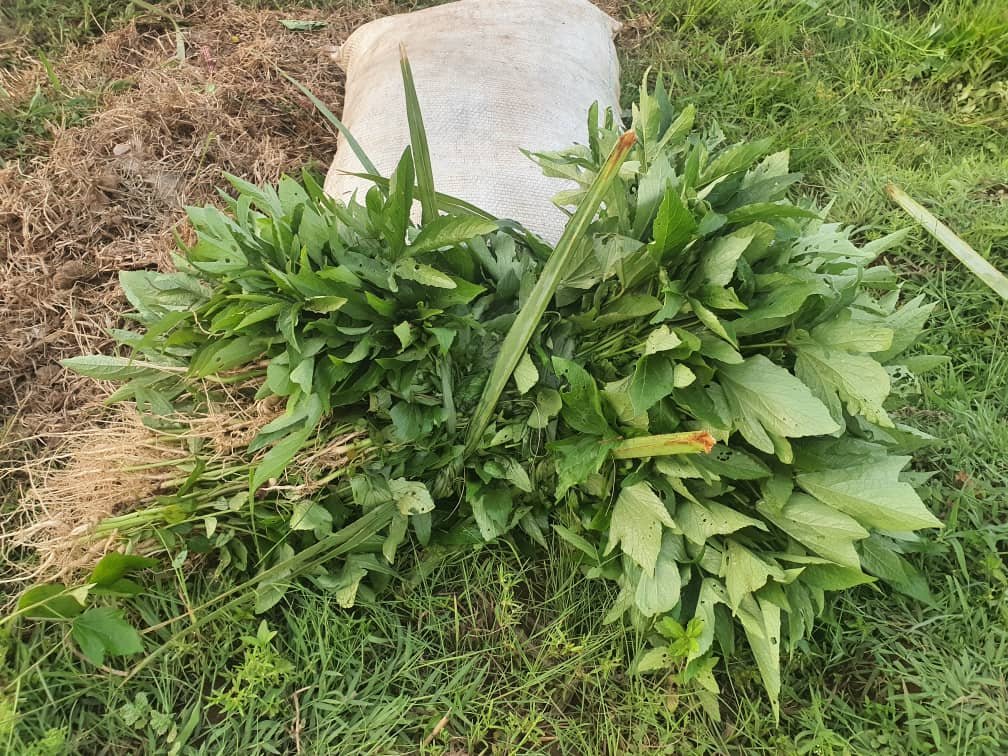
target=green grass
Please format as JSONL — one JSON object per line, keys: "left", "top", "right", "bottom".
{"left": 3, "top": 0, "right": 1008, "bottom": 753}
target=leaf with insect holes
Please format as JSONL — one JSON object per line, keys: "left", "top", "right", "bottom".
{"left": 389, "top": 478, "right": 435, "bottom": 516}
{"left": 737, "top": 593, "right": 781, "bottom": 720}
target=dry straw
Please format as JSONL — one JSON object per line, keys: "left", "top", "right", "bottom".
{"left": 0, "top": 0, "right": 389, "bottom": 437}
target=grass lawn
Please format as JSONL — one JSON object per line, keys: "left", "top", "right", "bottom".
{"left": 2, "top": 0, "right": 1007, "bottom": 753}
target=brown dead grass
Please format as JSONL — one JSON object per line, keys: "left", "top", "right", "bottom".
{"left": 2, "top": 407, "right": 191, "bottom": 585}
{"left": 0, "top": 0, "right": 391, "bottom": 439}
{"left": 0, "top": 391, "right": 371, "bottom": 587}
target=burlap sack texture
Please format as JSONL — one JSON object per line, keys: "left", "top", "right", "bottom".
{"left": 324, "top": 0, "right": 623, "bottom": 244}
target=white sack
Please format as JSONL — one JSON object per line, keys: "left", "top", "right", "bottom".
{"left": 323, "top": 0, "right": 622, "bottom": 243}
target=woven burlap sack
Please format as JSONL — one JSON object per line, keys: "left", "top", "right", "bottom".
{"left": 323, "top": 0, "right": 622, "bottom": 243}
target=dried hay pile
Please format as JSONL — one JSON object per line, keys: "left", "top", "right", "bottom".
{"left": 0, "top": 0, "right": 391, "bottom": 586}
{"left": 0, "top": 0, "right": 390, "bottom": 438}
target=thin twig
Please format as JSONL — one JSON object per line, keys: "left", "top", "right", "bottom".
{"left": 421, "top": 709, "right": 451, "bottom": 748}
{"left": 291, "top": 685, "right": 312, "bottom": 754}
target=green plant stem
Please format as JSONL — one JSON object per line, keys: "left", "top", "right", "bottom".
{"left": 463, "top": 132, "right": 638, "bottom": 457}
{"left": 612, "top": 431, "right": 716, "bottom": 459}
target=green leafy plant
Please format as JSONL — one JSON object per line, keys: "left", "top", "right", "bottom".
{"left": 10, "top": 552, "right": 154, "bottom": 665}
{"left": 15, "top": 65, "right": 942, "bottom": 716}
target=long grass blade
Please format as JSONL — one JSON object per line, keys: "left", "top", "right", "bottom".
{"left": 886, "top": 183, "right": 1008, "bottom": 300}
{"left": 463, "top": 132, "right": 638, "bottom": 457}
{"left": 399, "top": 47, "right": 438, "bottom": 224}
{"left": 280, "top": 70, "right": 380, "bottom": 178}
{"left": 123, "top": 503, "right": 396, "bottom": 680}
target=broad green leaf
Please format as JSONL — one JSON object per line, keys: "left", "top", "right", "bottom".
{"left": 383, "top": 515, "right": 409, "bottom": 564}
{"left": 799, "top": 563, "right": 875, "bottom": 590}
{"left": 677, "top": 499, "right": 767, "bottom": 545}
{"left": 700, "top": 138, "right": 773, "bottom": 184}
{"left": 528, "top": 387, "right": 563, "bottom": 429}
{"left": 757, "top": 492, "right": 868, "bottom": 568}
{"left": 693, "top": 447, "right": 772, "bottom": 480}
{"left": 61, "top": 355, "right": 184, "bottom": 382}
{"left": 605, "top": 483, "right": 674, "bottom": 574}
{"left": 722, "top": 541, "right": 784, "bottom": 610}
{"left": 551, "top": 436, "right": 617, "bottom": 499}
{"left": 289, "top": 500, "right": 333, "bottom": 539}
{"left": 632, "top": 646, "right": 674, "bottom": 674}
{"left": 643, "top": 325, "right": 682, "bottom": 355}
{"left": 811, "top": 311, "right": 893, "bottom": 353}
{"left": 718, "top": 356, "right": 840, "bottom": 454}
{"left": 552, "top": 356, "right": 611, "bottom": 435}
{"left": 18, "top": 584, "right": 85, "bottom": 620}
{"left": 119, "top": 270, "right": 209, "bottom": 320}
{"left": 468, "top": 483, "right": 512, "bottom": 541}
{"left": 628, "top": 354, "right": 677, "bottom": 417}
{"left": 251, "top": 422, "right": 313, "bottom": 493}
{"left": 635, "top": 532, "right": 683, "bottom": 615}
{"left": 689, "top": 578, "right": 727, "bottom": 662}
{"left": 875, "top": 294, "right": 935, "bottom": 362}
{"left": 513, "top": 352, "right": 539, "bottom": 395}
{"left": 724, "top": 202, "right": 818, "bottom": 225}
{"left": 393, "top": 258, "right": 457, "bottom": 288}
{"left": 858, "top": 534, "right": 933, "bottom": 603}
{"left": 303, "top": 296, "right": 348, "bottom": 314}
{"left": 235, "top": 302, "right": 285, "bottom": 331}
{"left": 737, "top": 594, "right": 781, "bottom": 719}
{"left": 90, "top": 553, "right": 158, "bottom": 587}
{"left": 700, "top": 223, "right": 773, "bottom": 287}
{"left": 795, "top": 339, "right": 892, "bottom": 427}
{"left": 797, "top": 457, "right": 942, "bottom": 532}
{"left": 71, "top": 607, "right": 143, "bottom": 665}
{"left": 651, "top": 186, "right": 696, "bottom": 258}
{"left": 189, "top": 336, "right": 263, "bottom": 378}
{"left": 689, "top": 297, "right": 736, "bottom": 345}
{"left": 732, "top": 280, "right": 830, "bottom": 336}
{"left": 553, "top": 524, "right": 599, "bottom": 562}
{"left": 393, "top": 321, "right": 413, "bottom": 349}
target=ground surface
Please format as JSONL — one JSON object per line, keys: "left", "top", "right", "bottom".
{"left": 1, "top": 0, "right": 1007, "bottom": 753}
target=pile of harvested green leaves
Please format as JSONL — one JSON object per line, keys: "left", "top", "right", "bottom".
{"left": 14, "top": 67, "right": 941, "bottom": 714}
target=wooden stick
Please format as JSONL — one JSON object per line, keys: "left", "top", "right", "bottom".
{"left": 885, "top": 183, "right": 1008, "bottom": 300}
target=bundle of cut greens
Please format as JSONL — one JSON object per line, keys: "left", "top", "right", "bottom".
{"left": 15, "top": 67, "right": 941, "bottom": 715}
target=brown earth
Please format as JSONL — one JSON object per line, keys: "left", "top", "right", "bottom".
{"left": 0, "top": 0, "right": 393, "bottom": 440}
